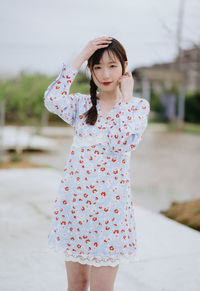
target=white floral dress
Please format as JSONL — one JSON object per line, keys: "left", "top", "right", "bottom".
{"left": 43, "top": 63, "right": 150, "bottom": 267}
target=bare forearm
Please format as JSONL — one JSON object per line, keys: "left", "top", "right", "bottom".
{"left": 70, "top": 54, "right": 86, "bottom": 71}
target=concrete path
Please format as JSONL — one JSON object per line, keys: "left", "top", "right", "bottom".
{"left": 0, "top": 168, "right": 200, "bottom": 291}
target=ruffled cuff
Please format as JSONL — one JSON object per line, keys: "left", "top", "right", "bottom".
{"left": 107, "top": 98, "right": 150, "bottom": 154}
{"left": 61, "top": 63, "right": 79, "bottom": 79}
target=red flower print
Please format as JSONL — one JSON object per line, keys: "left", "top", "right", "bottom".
{"left": 113, "top": 230, "right": 119, "bottom": 234}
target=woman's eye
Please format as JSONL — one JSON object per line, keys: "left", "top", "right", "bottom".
{"left": 94, "top": 65, "right": 116, "bottom": 69}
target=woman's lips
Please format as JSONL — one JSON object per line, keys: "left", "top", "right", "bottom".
{"left": 103, "top": 82, "right": 112, "bottom": 86}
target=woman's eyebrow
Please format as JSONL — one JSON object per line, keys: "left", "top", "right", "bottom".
{"left": 97, "top": 61, "right": 117, "bottom": 65}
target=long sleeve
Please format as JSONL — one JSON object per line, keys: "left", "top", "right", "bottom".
{"left": 106, "top": 98, "right": 150, "bottom": 154}
{"left": 43, "top": 63, "right": 79, "bottom": 126}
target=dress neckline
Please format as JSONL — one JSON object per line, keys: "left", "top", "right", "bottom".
{"left": 96, "top": 97, "right": 123, "bottom": 119}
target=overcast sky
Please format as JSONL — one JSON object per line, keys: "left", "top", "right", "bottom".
{"left": 1, "top": 0, "right": 200, "bottom": 76}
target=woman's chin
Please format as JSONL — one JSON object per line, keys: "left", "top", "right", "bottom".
{"left": 100, "top": 84, "right": 118, "bottom": 91}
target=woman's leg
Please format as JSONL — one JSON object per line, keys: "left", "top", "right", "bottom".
{"left": 65, "top": 261, "right": 91, "bottom": 291}
{"left": 90, "top": 264, "right": 119, "bottom": 291}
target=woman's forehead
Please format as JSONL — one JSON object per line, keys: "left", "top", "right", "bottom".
{"left": 99, "top": 52, "right": 119, "bottom": 65}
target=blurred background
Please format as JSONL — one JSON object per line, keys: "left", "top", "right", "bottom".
{"left": 0, "top": 0, "right": 200, "bottom": 290}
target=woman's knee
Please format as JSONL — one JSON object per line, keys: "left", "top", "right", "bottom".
{"left": 65, "top": 261, "right": 90, "bottom": 291}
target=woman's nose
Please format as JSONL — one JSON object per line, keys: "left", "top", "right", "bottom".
{"left": 102, "top": 69, "right": 110, "bottom": 78}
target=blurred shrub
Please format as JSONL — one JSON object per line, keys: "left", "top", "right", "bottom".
{"left": 150, "top": 89, "right": 164, "bottom": 113}
{"left": 0, "top": 73, "right": 52, "bottom": 125}
{"left": 184, "top": 91, "right": 200, "bottom": 123}
{"left": 0, "top": 70, "right": 91, "bottom": 125}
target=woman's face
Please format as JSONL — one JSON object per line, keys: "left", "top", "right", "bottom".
{"left": 90, "top": 51, "right": 128, "bottom": 92}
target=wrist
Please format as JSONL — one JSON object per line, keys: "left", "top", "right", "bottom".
{"left": 71, "top": 54, "right": 85, "bottom": 71}
{"left": 122, "top": 94, "right": 133, "bottom": 103}
{"left": 77, "top": 53, "right": 87, "bottom": 63}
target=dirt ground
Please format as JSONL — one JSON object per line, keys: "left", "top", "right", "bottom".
{"left": 0, "top": 159, "right": 44, "bottom": 169}
{"left": 161, "top": 198, "right": 200, "bottom": 231}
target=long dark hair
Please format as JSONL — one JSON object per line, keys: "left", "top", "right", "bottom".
{"left": 83, "top": 37, "right": 128, "bottom": 125}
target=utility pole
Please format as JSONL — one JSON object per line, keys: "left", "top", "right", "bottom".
{"left": 176, "top": 0, "right": 185, "bottom": 60}
{"left": 176, "top": 0, "right": 186, "bottom": 124}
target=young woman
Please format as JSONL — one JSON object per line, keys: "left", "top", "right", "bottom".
{"left": 44, "top": 36, "right": 150, "bottom": 291}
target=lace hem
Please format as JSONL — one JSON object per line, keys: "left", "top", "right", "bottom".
{"left": 44, "top": 243, "right": 141, "bottom": 267}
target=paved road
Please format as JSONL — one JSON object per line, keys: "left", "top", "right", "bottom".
{"left": 0, "top": 168, "right": 200, "bottom": 291}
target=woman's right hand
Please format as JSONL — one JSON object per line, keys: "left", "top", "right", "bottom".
{"left": 80, "top": 36, "right": 112, "bottom": 62}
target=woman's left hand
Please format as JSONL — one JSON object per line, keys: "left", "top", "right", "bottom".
{"left": 118, "top": 72, "right": 134, "bottom": 102}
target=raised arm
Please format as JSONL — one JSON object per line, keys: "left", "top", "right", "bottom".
{"left": 106, "top": 98, "right": 150, "bottom": 154}
{"left": 43, "top": 62, "right": 81, "bottom": 126}
{"left": 43, "top": 37, "right": 113, "bottom": 126}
